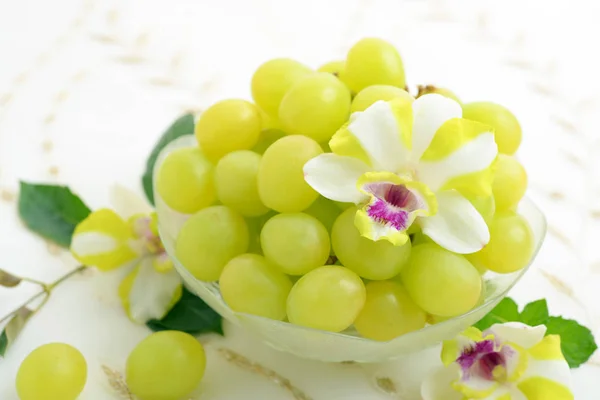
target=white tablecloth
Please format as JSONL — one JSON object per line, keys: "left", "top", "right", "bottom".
{"left": 1, "top": 0, "right": 599, "bottom": 398}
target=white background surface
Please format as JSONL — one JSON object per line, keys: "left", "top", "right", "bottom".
{"left": 1, "top": 0, "right": 600, "bottom": 399}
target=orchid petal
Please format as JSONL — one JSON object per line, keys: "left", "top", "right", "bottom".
{"left": 347, "top": 99, "right": 413, "bottom": 171}
{"left": 303, "top": 154, "right": 371, "bottom": 203}
{"left": 119, "top": 258, "right": 183, "bottom": 323}
{"left": 411, "top": 94, "right": 462, "bottom": 162}
{"left": 421, "top": 365, "right": 463, "bottom": 400}
{"left": 417, "top": 119, "right": 497, "bottom": 195}
{"left": 485, "top": 322, "right": 547, "bottom": 350}
{"left": 110, "top": 183, "right": 154, "bottom": 219}
{"left": 419, "top": 190, "right": 489, "bottom": 254}
{"left": 70, "top": 209, "right": 139, "bottom": 271}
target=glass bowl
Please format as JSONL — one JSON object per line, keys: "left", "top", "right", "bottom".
{"left": 154, "top": 135, "right": 547, "bottom": 363}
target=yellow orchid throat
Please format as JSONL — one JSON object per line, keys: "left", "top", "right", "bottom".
{"left": 303, "top": 94, "right": 498, "bottom": 253}
{"left": 354, "top": 171, "right": 438, "bottom": 246}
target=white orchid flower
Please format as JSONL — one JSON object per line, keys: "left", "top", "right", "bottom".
{"left": 422, "top": 322, "right": 573, "bottom": 400}
{"left": 303, "top": 94, "right": 498, "bottom": 253}
{"left": 70, "top": 185, "right": 182, "bottom": 323}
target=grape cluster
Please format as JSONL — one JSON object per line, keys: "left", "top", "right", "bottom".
{"left": 158, "top": 37, "right": 534, "bottom": 341}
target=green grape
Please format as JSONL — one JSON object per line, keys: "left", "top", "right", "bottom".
{"left": 156, "top": 147, "right": 215, "bottom": 214}
{"left": 467, "top": 194, "right": 496, "bottom": 224}
{"left": 215, "top": 150, "right": 269, "bottom": 217}
{"left": 287, "top": 265, "right": 366, "bottom": 332}
{"left": 257, "top": 135, "right": 322, "bottom": 212}
{"left": 220, "top": 253, "right": 293, "bottom": 320}
{"left": 317, "top": 60, "right": 345, "bottom": 76}
{"left": 252, "top": 129, "right": 286, "bottom": 154}
{"left": 471, "top": 211, "right": 534, "bottom": 274}
{"left": 261, "top": 213, "right": 330, "bottom": 275}
{"left": 354, "top": 280, "right": 427, "bottom": 341}
{"left": 251, "top": 58, "right": 312, "bottom": 117}
{"left": 350, "top": 85, "right": 413, "bottom": 113}
{"left": 195, "top": 99, "right": 261, "bottom": 162}
{"left": 342, "top": 38, "right": 406, "bottom": 93}
{"left": 16, "top": 343, "right": 87, "bottom": 400}
{"left": 126, "top": 331, "right": 206, "bottom": 400}
{"left": 462, "top": 102, "right": 522, "bottom": 155}
{"left": 258, "top": 107, "right": 283, "bottom": 131}
{"left": 417, "top": 85, "right": 461, "bottom": 103}
{"left": 400, "top": 244, "right": 482, "bottom": 317}
{"left": 279, "top": 72, "right": 351, "bottom": 143}
{"left": 304, "top": 196, "right": 342, "bottom": 232}
{"left": 175, "top": 205, "right": 248, "bottom": 281}
{"left": 334, "top": 201, "right": 353, "bottom": 210}
{"left": 332, "top": 207, "right": 411, "bottom": 280}
{"left": 465, "top": 253, "right": 488, "bottom": 275}
{"left": 245, "top": 211, "right": 276, "bottom": 254}
{"left": 492, "top": 154, "right": 527, "bottom": 211}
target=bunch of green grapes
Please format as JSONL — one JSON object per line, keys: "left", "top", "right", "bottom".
{"left": 155, "top": 36, "right": 535, "bottom": 342}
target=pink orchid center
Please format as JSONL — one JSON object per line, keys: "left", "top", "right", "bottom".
{"left": 363, "top": 181, "right": 426, "bottom": 231}
{"left": 457, "top": 339, "right": 511, "bottom": 383}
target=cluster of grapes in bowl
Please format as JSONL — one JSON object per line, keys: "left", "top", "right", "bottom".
{"left": 155, "top": 38, "right": 544, "bottom": 361}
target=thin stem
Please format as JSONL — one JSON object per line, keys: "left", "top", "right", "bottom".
{"left": 0, "top": 290, "right": 47, "bottom": 325}
{"left": 47, "top": 265, "right": 86, "bottom": 290}
{"left": 0, "top": 265, "right": 87, "bottom": 325}
{"left": 19, "top": 276, "right": 49, "bottom": 289}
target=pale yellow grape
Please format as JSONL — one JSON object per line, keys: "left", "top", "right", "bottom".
{"left": 245, "top": 211, "right": 276, "bottom": 254}
{"left": 317, "top": 60, "right": 345, "bottom": 76}
{"left": 252, "top": 129, "right": 285, "bottom": 154}
{"left": 156, "top": 147, "right": 215, "bottom": 214}
{"left": 342, "top": 38, "right": 406, "bottom": 93}
{"left": 279, "top": 72, "right": 351, "bottom": 143}
{"left": 304, "top": 196, "right": 342, "bottom": 232}
{"left": 467, "top": 194, "right": 496, "bottom": 224}
{"left": 261, "top": 213, "right": 330, "bottom": 275}
{"left": 251, "top": 58, "right": 312, "bottom": 116}
{"left": 126, "top": 331, "right": 205, "bottom": 400}
{"left": 258, "top": 107, "right": 283, "bottom": 131}
{"left": 215, "top": 150, "right": 269, "bottom": 217}
{"left": 175, "top": 205, "right": 248, "bottom": 281}
{"left": 257, "top": 135, "right": 322, "bottom": 212}
{"left": 462, "top": 102, "right": 522, "bottom": 155}
{"left": 400, "top": 244, "right": 482, "bottom": 317}
{"left": 195, "top": 99, "right": 261, "bottom": 162}
{"left": 287, "top": 265, "right": 366, "bottom": 332}
{"left": 332, "top": 207, "right": 411, "bottom": 280}
{"left": 16, "top": 343, "right": 87, "bottom": 400}
{"left": 492, "top": 154, "right": 527, "bottom": 211}
{"left": 220, "top": 254, "right": 293, "bottom": 320}
{"left": 473, "top": 211, "right": 534, "bottom": 274}
{"left": 351, "top": 85, "right": 413, "bottom": 113}
{"left": 417, "top": 85, "right": 461, "bottom": 103}
{"left": 465, "top": 253, "right": 488, "bottom": 275}
{"left": 354, "top": 280, "right": 427, "bottom": 341}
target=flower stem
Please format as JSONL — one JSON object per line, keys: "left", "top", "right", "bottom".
{"left": 0, "top": 265, "right": 87, "bottom": 325}
{"left": 47, "top": 265, "right": 87, "bottom": 290}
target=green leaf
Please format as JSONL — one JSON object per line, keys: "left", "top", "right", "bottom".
{"left": 474, "top": 297, "right": 520, "bottom": 331}
{"left": 0, "top": 307, "right": 35, "bottom": 357}
{"left": 546, "top": 316, "right": 598, "bottom": 368}
{"left": 0, "top": 269, "right": 21, "bottom": 287}
{"left": 141, "top": 114, "right": 195, "bottom": 205}
{"left": 18, "top": 182, "right": 91, "bottom": 247}
{"left": 519, "top": 299, "right": 549, "bottom": 326}
{"left": 146, "top": 287, "right": 222, "bottom": 335}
